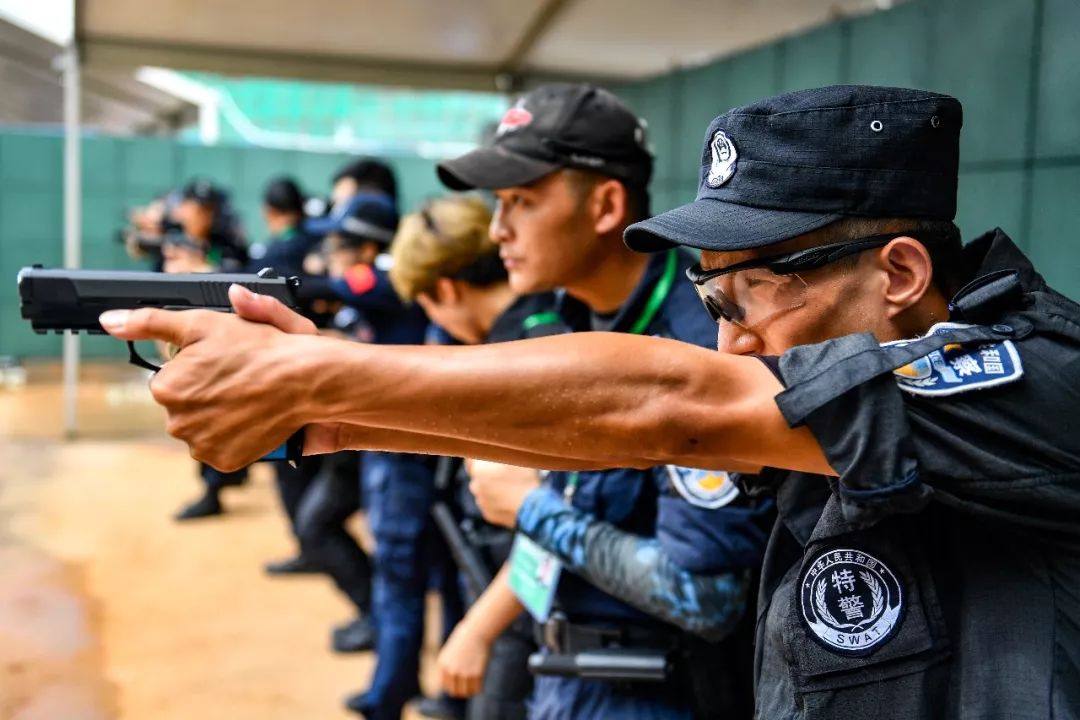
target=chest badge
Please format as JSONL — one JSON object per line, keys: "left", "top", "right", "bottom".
{"left": 799, "top": 548, "right": 903, "bottom": 656}
{"left": 666, "top": 466, "right": 740, "bottom": 509}
{"left": 884, "top": 321, "right": 1023, "bottom": 397}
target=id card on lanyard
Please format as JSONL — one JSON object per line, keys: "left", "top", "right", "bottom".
{"left": 508, "top": 252, "right": 678, "bottom": 621}
{"left": 507, "top": 472, "right": 581, "bottom": 622}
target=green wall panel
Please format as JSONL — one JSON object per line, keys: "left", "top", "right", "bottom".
{"left": 723, "top": 45, "right": 780, "bottom": 109}
{"left": 955, "top": 170, "right": 1026, "bottom": 247}
{"left": 1035, "top": 0, "right": 1080, "bottom": 159}
{"left": 0, "top": 134, "right": 62, "bottom": 189}
{"left": 0, "top": 308, "right": 62, "bottom": 357}
{"left": 846, "top": 2, "right": 931, "bottom": 88}
{"left": 179, "top": 144, "right": 242, "bottom": 184}
{"left": 777, "top": 23, "right": 846, "bottom": 94}
{"left": 121, "top": 137, "right": 177, "bottom": 192}
{"left": 678, "top": 63, "right": 730, "bottom": 190}
{"left": 928, "top": 0, "right": 1036, "bottom": 163}
{"left": 1028, "top": 166, "right": 1080, "bottom": 302}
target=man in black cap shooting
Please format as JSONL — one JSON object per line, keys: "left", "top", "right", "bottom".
{"left": 100, "top": 85, "right": 1080, "bottom": 718}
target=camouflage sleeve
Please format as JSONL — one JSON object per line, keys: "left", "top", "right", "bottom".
{"left": 515, "top": 486, "right": 751, "bottom": 642}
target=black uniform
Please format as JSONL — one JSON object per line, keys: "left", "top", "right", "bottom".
{"left": 752, "top": 229, "right": 1080, "bottom": 718}
{"left": 620, "top": 85, "right": 1080, "bottom": 719}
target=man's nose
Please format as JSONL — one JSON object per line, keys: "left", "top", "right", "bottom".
{"left": 489, "top": 206, "right": 511, "bottom": 245}
{"left": 715, "top": 323, "right": 763, "bottom": 356}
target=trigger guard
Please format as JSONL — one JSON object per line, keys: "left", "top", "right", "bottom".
{"left": 127, "top": 341, "right": 163, "bottom": 372}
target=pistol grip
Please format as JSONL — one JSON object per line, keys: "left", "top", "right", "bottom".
{"left": 263, "top": 428, "right": 306, "bottom": 467}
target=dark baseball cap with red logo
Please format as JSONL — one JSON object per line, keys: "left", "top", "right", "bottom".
{"left": 437, "top": 83, "right": 653, "bottom": 192}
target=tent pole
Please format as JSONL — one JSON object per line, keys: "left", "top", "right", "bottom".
{"left": 61, "top": 40, "right": 81, "bottom": 439}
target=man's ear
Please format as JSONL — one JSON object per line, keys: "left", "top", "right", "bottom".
{"left": 433, "top": 276, "right": 461, "bottom": 305}
{"left": 877, "top": 237, "right": 935, "bottom": 318}
{"left": 590, "top": 179, "right": 628, "bottom": 236}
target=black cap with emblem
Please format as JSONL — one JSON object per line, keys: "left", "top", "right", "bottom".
{"left": 437, "top": 83, "right": 653, "bottom": 192}
{"left": 624, "top": 85, "right": 963, "bottom": 253}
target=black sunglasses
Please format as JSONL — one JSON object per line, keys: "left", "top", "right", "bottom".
{"left": 685, "top": 233, "right": 920, "bottom": 285}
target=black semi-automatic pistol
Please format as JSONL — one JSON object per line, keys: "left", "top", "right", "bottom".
{"left": 17, "top": 266, "right": 305, "bottom": 465}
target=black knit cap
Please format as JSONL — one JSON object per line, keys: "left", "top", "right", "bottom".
{"left": 624, "top": 85, "right": 963, "bottom": 253}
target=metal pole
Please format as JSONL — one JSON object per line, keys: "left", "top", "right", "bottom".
{"left": 61, "top": 41, "right": 81, "bottom": 439}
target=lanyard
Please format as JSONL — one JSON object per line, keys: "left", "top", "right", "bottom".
{"left": 562, "top": 250, "right": 679, "bottom": 506}
{"left": 628, "top": 249, "right": 678, "bottom": 336}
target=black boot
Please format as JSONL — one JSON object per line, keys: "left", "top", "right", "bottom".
{"left": 332, "top": 615, "right": 376, "bottom": 653}
{"left": 264, "top": 554, "right": 321, "bottom": 576}
{"left": 415, "top": 695, "right": 467, "bottom": 720}
{"left": 174, "top": 490, "right": 223, "bottom": 521}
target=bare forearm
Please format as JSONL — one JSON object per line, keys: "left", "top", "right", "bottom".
{"left": 329, "top": 424, "right": 625, "bottom": 471}
{"left": 310, "top": 333, "right": 828, "bottom": 474}
{"left": 459, "top": 564, "right": 525, "bottom": 643}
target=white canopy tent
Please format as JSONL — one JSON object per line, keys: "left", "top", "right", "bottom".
{"left": 53, "top": 0, "right": 901, "bottom": 434}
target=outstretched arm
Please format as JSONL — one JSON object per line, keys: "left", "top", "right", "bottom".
{"left": 99, "top": 287, "right": 831, "bottom": 475}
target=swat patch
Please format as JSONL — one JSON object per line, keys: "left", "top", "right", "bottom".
{"left": 800, "top": 548, "right": 903, "bottom": 657}
{"left": 665, "top": 466, "right": 740, "bottom": 509}
{"left": 883, "top": 322, "right": 1023, "bottom": 397}
{"left": 705, "top": 130, "right": 738, "bottom": 187}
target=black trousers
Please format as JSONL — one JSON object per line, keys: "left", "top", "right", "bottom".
{"left": 273, "top": 457, "right": 318, "bottom": 534}
{"left": 295, "top": 452, "right": 372, "bottom": 614}
{"left": 200, "top": 463, "right": 247, "bottom": 492}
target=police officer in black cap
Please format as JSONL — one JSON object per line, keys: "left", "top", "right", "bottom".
{"left": 248, "top": 176, "right": 322, "bottom": 278}
{"left": 109, "top": 85, "right": 1080, "bottom": 718}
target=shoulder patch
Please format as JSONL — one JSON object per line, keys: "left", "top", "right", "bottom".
{"left": 882, "top": 321, "right": 1023, "bottom": 397}
{"left": 800, "top": 548, "right": 904, "bottom": 657}
{"left": 665, "top": 466, "right": 740, "bottom": 509}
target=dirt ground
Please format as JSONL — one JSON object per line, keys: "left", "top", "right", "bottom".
{"left": 0, "top": 362, "right": 439, "bottom": 720}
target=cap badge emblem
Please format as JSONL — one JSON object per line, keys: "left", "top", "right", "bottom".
{"left": 706, "top": 130, "right": 738, "bottom": 188}
{"left": 497, "top": 101, "right": 533, "bottom": 136}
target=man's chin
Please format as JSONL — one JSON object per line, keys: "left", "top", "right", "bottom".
{"left": 508, "top": 272, "right": 552, "bottom": 296}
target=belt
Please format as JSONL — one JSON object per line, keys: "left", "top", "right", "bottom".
{"left": 535, "top": 612, "right": 680, "bottom": 655}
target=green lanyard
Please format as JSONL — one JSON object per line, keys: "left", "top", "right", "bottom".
{"left": 628, "top": 249, "right": 678, "bottom": 336}
{"left": 563, "top": 250, "right": 678, "bottom": 505}
{"left": 522, "top": 311, "right": 563, "bottom": 332}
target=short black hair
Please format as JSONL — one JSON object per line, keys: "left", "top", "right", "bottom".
{"left": 563, "top": 168, "right": 650, "bottom": 226}
{"left": 333, "top": 159, "right": 398, "bottom": 202}
{"left": 263, "top": 177, "right": 304, "bottom": 214}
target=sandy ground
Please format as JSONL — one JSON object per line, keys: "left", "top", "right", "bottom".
{"left": 0, "top": 362, "right": 439, "bottom": 720}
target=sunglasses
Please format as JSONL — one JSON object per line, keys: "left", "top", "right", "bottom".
{"left": 686, "top": 232, "right": 946, "bottom": 328}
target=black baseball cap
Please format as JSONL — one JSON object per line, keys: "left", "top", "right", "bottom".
{"left": 263, "top": 177, "right": 305, "bottom": 213}
{"left": 624, "top": 85, "right": 963, "bottom": 253}
{"left": 305, "top": 192, "right": 399, "bottom": 246}
{"left": 438, "top": 83, "right": 653, "bottom": 192}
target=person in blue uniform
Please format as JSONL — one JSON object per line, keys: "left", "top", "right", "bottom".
{"left": 389, "top": 195, "right": 565, "bottom": 720}
{"left": 432, "top": 83, "right": 768, "bottom": 719}
{"left": 247, "top": 177, "right": 321, "bottom": 278}
{"left": 242, "top": 176, "right": 332, "bottom": 576}
{"left": 304, "top": 192, "right": 461, "bottom": 719}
